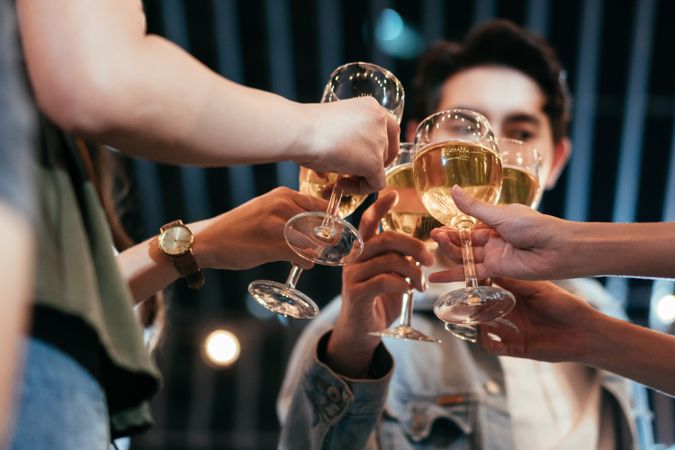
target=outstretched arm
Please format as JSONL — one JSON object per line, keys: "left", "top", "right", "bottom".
{"left": 117, "top": 187, "right": 326, "bottom": 304}
{"left": 430, "top": 185, "right": 675, "bottom": 282}
{"left": 17, "top": 0, "right": 399, "bottom": 192}
{"left": 477, "top": 278, "right": 675, "bottom": 397}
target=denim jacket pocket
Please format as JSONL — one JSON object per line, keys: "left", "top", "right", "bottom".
{"left": 384, "top": 393, "right": 474, "bottom": 444}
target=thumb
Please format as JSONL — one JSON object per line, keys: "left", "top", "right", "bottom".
{"left": 359, "top": 191, "right": 398, "bottom": 241}
{"left": 451, "top": 185, "right": 504, "bottom": 228}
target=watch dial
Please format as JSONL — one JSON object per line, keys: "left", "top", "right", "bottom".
{"left": 161, "top": 226, "right": 193, "bottom": 255}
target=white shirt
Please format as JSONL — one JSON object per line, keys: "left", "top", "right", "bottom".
{"left": 501, "top": 357, "right": 613, "bottom": 450}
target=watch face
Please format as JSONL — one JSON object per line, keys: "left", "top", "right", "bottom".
{"left": 159, "top": 225, "right": 193, "bottom": 256}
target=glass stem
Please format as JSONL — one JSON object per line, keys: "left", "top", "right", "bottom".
{"left": 319, "top": 183, "right": 344, "bottom": 231}
{"left": 398, "top": 282, "right": 414, "bottom": 327}
{"left": 285, "top": 265, "right": 304, "bottom": 289}
{"left": 459, "top": 221, "right": 479, "bottom": 290}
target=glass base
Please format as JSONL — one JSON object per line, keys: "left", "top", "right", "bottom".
{"left": 444, "top": 317, "right": 520, "bottom": 343}
{"left": 370, "top": 325, "right": 441, "bottom": 343}
{"left": 248, "top": 280, "right": 319, "bottom": 319}
{"left": 433, "top": 285, "right": 516, "bottom": 325}
{"left": 284, "top": 212, "right": 364, "bottom": 266}
{"left": 444, "top": 323, "right": 478, "bottom": 343}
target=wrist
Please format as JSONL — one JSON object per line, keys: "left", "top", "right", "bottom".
{"left": 326, "top": 318, "right": 382, "bottom": 379}
{"left": 186, "top": 218, "right": 215, "bottom": 269}
{"left": 573, "top": 310, "right": 622, "bottom": 367}
{"left": 290, "top": 102, "right": 323, "bottom": 168}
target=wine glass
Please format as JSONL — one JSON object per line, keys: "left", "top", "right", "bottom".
{"left": 444, "top": 137, "right": 542, "bottom": 340}
{"left": 284, "top": 62, "right": 405, "bottom": 266}
{"left": 248, "top": 167, "right": 368, "bottom": 319}
{"left": 369, "top": 143, "right": 441, "bottom": 343}
{"left": 411, "top": 109, "right": 515, "bottom": 325}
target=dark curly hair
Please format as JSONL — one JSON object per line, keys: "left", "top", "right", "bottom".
{"left": 412, "top": 19, "right": 571, "bottom": 143}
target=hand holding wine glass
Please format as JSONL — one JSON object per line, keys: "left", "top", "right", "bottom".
{"left": 248, "top": 167, "right": 368, "bottom": 319}
{"left": 285, "top": 62, "right": 404, "bottom": 267}
{"left": 429, "top": 191, "right": 571, "bottom": 283}
{"left": 443, "top": 138, "right": 542, "bottom": 341}
{"left": 326, "top": 192, "right": 435, "bottom": 377}
{"left": 369, "top": 143, "right": 442, "bottom": 343}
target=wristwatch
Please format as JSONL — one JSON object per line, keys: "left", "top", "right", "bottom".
{"left": 158, "top": 220, "right": 205, "bottom": 289}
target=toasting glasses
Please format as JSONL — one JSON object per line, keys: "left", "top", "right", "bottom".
{"left": 444, "top": 138, "right": 542, "bottom": 341}
{"left": 369, "top": 143, "right": 441, "bottom": 343}
{"left": 249, "top": 62, "right": 404, "bottom": 319}
{"left": 411, "top": 109, "right": 516, "bottom": 326}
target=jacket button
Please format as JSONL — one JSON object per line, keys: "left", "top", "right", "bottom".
{"left": 484, "top": 380, "right": 501, "bottom": 396}
{"left": 326, "top": 385, "right": 341, "bottom": 402}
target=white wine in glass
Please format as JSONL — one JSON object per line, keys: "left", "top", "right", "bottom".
{"left": 414, "top": 141, "right": 502, "bottom": 228}
{"left": 498, "top": 167, "right": 540, "bottom": 206}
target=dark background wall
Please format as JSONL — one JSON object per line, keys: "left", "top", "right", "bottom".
{"left": 126, "top": 1, "right": 675, "bottom": 448}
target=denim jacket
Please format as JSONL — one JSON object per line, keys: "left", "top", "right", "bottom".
{"left": 277, "top": 279, "right": 640, "bottom": 450}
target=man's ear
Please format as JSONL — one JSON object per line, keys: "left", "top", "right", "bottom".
{"left": 405, "top": 120, "right": 419, "bottom": 142}
{"left": 545, "top": 137, "right": 571, "bottom": 189}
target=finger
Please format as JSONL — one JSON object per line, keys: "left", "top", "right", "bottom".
{"left": 358, "top": 191, "right": 399, "bottom": 241}
{"left": 491, "top": 277, "right": 555, "bottom": 297}
{"left": 337, "top": 177, "right": 372, "bottom": 196}
{"left": 431, "top": 226, "right": 494, "bottom": 248}
{"left": 477, "top": 326, "right": 510, "bottom": 356}
{"left": 359, "top": 231, "right": 434, "bottom": 267}
{"left": 292, "top": 190, "right": 330, "bottom": 212}
{"left": 351, "top": 253, "right": 425, "bottom": 291}
{"left": 289, "top": 254, "right": 315, "bottom": 270}
{"left": 383, "top": 113, "right": 400, "bottom": 167}
{"left": 365, "top": 167, "right": 386, "bottom": 193}
{"left": 427, "top": 267, "right": 464, "bottom": 283}
{"left": 451, "top": 185, "right": 506, "bottom": 228}
{"left": 354, "top": 273, "right": 410, "bottom": 300}
{"left": 432, "top": 233, "right": 463, "bottom": 264}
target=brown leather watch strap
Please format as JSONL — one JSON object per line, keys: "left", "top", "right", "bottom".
{"left": 174, "top": 249, "right": 204, "bottom": 289}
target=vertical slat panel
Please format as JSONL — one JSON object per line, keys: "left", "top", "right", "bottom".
{"left": 213, "top": 0, "right": 256, "bottom": 206}
{"left": 423, "top": 0, "right": 445, "bottom": 43}
{"left": 318, "top": 0, "right": 344, "bottom": 81}
{"left": 265, "top": 0, "right": 299, "bottom": 189}
{"left": 564, "top": 0, "right": 604, "bottom": 221}
{"left": 371, "top": 0, "right": 394, "bottom": 69}
{"left": 649, "top": 104, "right": 675, "bottom": 330}
{"left": 607, "top": 0, "right": 657, "bottom": 306}
{"left": 474, "top": 0, "right": 496, "bottom": 23}
{"left": 526, "top": 0, "right": 549, "bottom": 37}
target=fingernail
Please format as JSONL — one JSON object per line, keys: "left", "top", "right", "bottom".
{"left": 452, "top": 185, "right": 464, "bottom": 197}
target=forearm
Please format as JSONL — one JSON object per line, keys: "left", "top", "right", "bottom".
{"left": 18, "top": 0, "right": 312, "bottom": 167}
{"left": 0, "top": 206, "right": 32, "bottom": 445}
{"left": 564, "top": 222, "right": 675, "bottom": 279}
{"left": 580, "top": 313, "right": 675, "bottom": 396}
{"left": 116, "top": 237, "right": 179, "bottom": 305}
{"left": 326, "top": 315, "right": 384, "bottom": 379}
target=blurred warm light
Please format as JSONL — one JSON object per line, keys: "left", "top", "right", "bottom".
{"left": 656, "top": 294, "right": 675, "bottom": 324}
{"left": 204, "top": 329, "right": 240, "bottom": 367}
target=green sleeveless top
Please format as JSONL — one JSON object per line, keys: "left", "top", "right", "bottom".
{"left": 32, "top": 119, "right": 161, "bottom": 437}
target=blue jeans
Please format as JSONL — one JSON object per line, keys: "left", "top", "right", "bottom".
{"left": 9, "top": 338, "right": 110, "bottom": 450}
